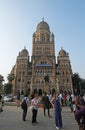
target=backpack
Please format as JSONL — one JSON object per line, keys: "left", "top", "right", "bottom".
{"left": 21, "top": 100, "right": 27, "bottom": 109}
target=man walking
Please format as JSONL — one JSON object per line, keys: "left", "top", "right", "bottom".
{"left": 21, "top": 95, "right": 29, "bottom": 121}
{"left": 42, "top": 92, "right": 51, "bottom": 117}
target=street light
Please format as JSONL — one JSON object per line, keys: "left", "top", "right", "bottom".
{"left": 20, "top": 72, "right": 22, "bottom": 98}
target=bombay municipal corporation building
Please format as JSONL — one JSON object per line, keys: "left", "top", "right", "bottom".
{"left": 11, "top": 20, "right": 73, "bottom": 96}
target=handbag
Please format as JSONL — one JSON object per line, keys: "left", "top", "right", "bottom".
{"left": 30, "top": 105, "right": 34, "bottom": 111}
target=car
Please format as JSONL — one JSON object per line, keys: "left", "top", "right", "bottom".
{"left": 3, "top": 95, "right": 13, "bottom": 102}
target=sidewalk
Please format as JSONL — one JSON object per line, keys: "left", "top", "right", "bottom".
{"left": 0, "top": 106, "right": 78, "bottom": 130}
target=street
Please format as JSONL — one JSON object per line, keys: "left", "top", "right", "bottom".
{"left": 0, "top": 105, "right": 78, "bottom": 130}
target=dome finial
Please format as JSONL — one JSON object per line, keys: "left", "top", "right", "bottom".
{"left": 42, "top": 17, "right": 44, "bottom": 21}
{"left": 61, "top": 46, "right": 63, "bottom": 50}
{"left": 24, "top": 46, "right": 26, "bottom": 49}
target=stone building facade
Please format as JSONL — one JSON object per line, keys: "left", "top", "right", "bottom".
{"left": 12, "top": 20, "right": 73, "bottom": 95}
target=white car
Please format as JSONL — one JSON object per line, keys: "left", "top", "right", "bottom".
{"left": 3, "top": 96, "right": 13, "bottom": 102}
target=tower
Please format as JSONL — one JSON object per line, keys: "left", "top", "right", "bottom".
{"left": 12, "top": 47, "right": 31, "bottom": 95}
{"left": 56, "top": 48, "right": 73, "bottom": 93}
{"left": 31, "top": 20, "right": 56, "bottom": 93}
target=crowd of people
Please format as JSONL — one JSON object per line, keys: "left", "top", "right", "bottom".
{"left": 21, "top": 91, "right": 85, "bottom": 130}
{"left": 1, "top": 91, "right": 85, "bottom": 130}
{"left": 21, "top": 91, "right": 72, "bottom": 129}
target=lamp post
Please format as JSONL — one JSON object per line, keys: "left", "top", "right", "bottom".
{"left": 20, "top": 72, "right": 22, "bottom": 99}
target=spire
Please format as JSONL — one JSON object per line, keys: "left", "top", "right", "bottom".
{"left": 61, "top": 46, "right": 63, "bottom": 50}
{"left": 24, "top": 46, "right": 26, "bottom": 49}
{"left": 42, "top": 17, "right": 44, "bottom": 21}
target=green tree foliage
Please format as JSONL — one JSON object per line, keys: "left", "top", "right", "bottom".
{"left": 7, "top": 73, "right": 15, "bottom": 83}
{"left": 4, "top": 83, "right": 12, "bottom": 94}
{"left": 80, "top": 78, "right": 85, "bottom": 94}
{"left": 0, "top": 74, "right": 4, "bottom": 89}
{"left": 72, "top": 73, "right": 85, "bottom": 95}
{"left": 72, "top": 73, "right": 81, "bottom": 95}
{"left": 81, "top": 79, "right": 85, "bottom": 89}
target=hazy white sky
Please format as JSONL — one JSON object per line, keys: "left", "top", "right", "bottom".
{"left": 0, "top": 0, "right": 85, "bottom": 82}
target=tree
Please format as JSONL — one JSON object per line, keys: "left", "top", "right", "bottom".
{"left": 4, "top": 83, "right": 12, "bottom": 94}
{"left": 0, "top": 74, "right": 4, "bottom": 89}
{"left": 7, "top": 73, "right": 15, "bottom": 83}
{"left": 79, "top": 78, "right": 85, "bottom": 95}
{"left": 72, "top": 73, "right": 81, "bottom": 95}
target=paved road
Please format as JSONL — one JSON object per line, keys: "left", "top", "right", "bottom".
{"left": 0, "top": 106, "right": 78, "bottom": 130}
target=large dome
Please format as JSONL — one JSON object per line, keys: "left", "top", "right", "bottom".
{"left": 37, "top": 20, "right": 50, "bottom": 31}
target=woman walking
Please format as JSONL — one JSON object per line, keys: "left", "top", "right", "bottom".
{"left": 31, "top": 92, "right": 39, "bottom": 125}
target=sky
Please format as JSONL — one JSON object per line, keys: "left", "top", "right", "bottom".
{"left": 0, "top": 0, "right": 85, "bottom": 82}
